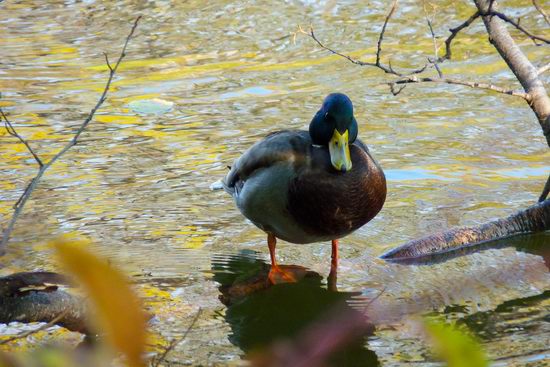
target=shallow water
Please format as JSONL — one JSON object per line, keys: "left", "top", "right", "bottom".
{"left": 0, "top": 0, "right": 549, "bottom": 365}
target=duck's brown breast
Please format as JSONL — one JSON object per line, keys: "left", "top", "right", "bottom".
{"left": 287, "top": 144, "right": 386, "bottom": 239}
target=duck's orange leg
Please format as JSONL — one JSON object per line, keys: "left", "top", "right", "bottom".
{"left": 267, "top": 234, "right": 297, "bottom": 284}
{"left": 328, "top": 239, "right": 339, "bottom": 291}
{"left": 268, "top": 233, "right": 278, "bottom": 267}
{"left": 331, "top": 239, "right": 339, "bottom": 269}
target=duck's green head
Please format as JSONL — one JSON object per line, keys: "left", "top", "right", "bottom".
{"left": 309, "top": 93, "right": 358, "bottom": 172}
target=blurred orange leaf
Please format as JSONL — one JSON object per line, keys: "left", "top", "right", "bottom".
{"left": 54, "top": 239, "right": 146, "bottom": 367}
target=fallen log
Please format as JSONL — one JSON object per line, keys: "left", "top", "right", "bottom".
{"left": 381, "top": 199, "right": 550, "bottom": 262}
{"left": 0, "top": 272, "right": 88, "bottom": 334}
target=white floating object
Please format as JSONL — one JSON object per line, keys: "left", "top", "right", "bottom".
{"left": 128, "top": 98, "right": 174, "bottom": 115}
{"left": 210, "top": 180, "right": 224, "bottom": 191}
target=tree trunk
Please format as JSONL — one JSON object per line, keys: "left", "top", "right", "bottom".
{"left": 473, "top": 0, "right": 550, "bottom": 146}
{"left": 475, "top": 0, "right": 550, "bottom": 203}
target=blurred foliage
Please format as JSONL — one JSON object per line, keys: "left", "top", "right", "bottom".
{"left": 54, "top": 239, "right": 147, "bottom": 367}
{"left": 424, "top": 318, "right": 489, "bottom": 367}
{"left": 0, "top": 239, "right": 149, "bottom": 367}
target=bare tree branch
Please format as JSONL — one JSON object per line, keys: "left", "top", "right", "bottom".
{"left": 303, "top": 3, "right": 529, "bottom": 99}
{"left": 532, "top": 0, "right": 550, "bottom": 26}
{"left": 390, "top": 83, "right": 407, "bottom": 95}
{"left": 1, "top": 109, "right": 43, "bottom": 167}
{"left": 374, "top": 0, "right": 431, "bottom": 76}
{"left": 482, "top": 9, "right": 550, "bottom": 44}
{"left": 0, "top": 16, "right": 142, "bottom": 253}
{"left": 306, "top": 24, "right": 526, "bottom": 100}
{"left": 303, "top": 26, "right": 375, "bottom": 68}
{"left": 13, "top": 179, "right": 34, "bottom": 209}
{"left": 103, "top": 52, "right": 113, "bottom": 72}
{"left": 438, "top": 11, "right": 480, "bottom": 62}
{"left": 375, "top": 0, "right": 398, "bottom": 72}
{"left": 300, "top": 0, "right": 430, "bottom": 78}
{"left": 426, "top": 18, "right": 443, "bottom": 77}
{"left": 388, "top": 75, "right": 530, "bottom": 99}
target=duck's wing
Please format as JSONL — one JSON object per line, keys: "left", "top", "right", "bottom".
{"left": 222, "top": 130, "right": 310, "bottom": 195}
{"left": 354, "top": 138, "right": 370, "bottom": 154}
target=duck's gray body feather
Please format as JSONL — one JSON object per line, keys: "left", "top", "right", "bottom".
{"left": 223, "top": 131, "right": 316, "bottom": 243}
{"left": 222, "top": 130, "right": 386, "bottom": 244}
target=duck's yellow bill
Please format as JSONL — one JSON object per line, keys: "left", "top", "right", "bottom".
{"left": 329, "top": 129, "right": 352, "bottom": 172}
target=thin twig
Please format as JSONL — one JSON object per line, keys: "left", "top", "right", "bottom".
{"left": 150, "top": 308, "right": 202, "bottom": 367}
{"left": 439, "top": 11, "right": 480, "bottom": 62}
{"left": 0, "top": 308, "right": 70, "bottom": 345}
{"left": 482, "top": 10, "right": 550, "bottom": 44}
{"left": 303, "top": 1, "right": 490, "bottom": 93}
{"left": 303, "top": 5, "right": 536, "bottom": 101}
{"left": 306, "top": 24, "right": 527, "bottom": 99}
{"left": 532, "top": 0, "right": 550, "bottom": 26}
{"left": 1, "top": 109, "right": 43, "bottom": 167}
{"left": 390, "top": 83, "right": 407, "bottom": 95}
{"left": 374, "top": 0, "right": 431, "bottom": 76}
{"left": 388, "top": 75, "right": 530, "bottom": 99}
{"left": 426, "top": 18, "right": 443, "bottom": 78}
{"left": 301, "top": 0, "right": 432, "bottom": 77}
{"left": 103, "top": 52, "right": 113, "bottom": 72}
{"left": 376, "top": 0, "right": 398, "bottom": 70}
{"left": 0, "top": 16, "right": 141, "bottom": 253}
{"left": 302, "top": 26, "right": 375, "bottom": 67}
{"left": 13, "top": 179, "right": 34, "bottom": 209}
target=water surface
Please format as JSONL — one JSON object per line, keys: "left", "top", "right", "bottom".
{"left": 0, "top": 0, "right": 549, "bottom": 365}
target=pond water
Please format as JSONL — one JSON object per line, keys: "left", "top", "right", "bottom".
{"left": 1, "top": 0, "right": 549, "bottom": 365}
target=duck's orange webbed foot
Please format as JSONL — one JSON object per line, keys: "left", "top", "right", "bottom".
{"left": 268, "top": 265, "right": 299, "bottom": 284}
{"left": 266, "top": 234, "right": 306, "bottom": 284}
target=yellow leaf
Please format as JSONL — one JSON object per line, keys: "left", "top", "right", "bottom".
{"left": 54, "top": 239, "right": 146, "bottom": 367}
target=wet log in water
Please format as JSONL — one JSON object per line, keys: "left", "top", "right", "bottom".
{"left": 381, "top": 199, "right": 550, "bottom": 262}
{"left": 0, "top": 272, "right": 88, "bottom": 334}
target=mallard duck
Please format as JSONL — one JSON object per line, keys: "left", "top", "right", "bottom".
{"left": 220, "top": 93, "right": 386, "bottom": 282}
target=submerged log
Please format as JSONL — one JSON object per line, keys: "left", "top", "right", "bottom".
{"left": 381, "top": 199, "right": 550, "bottom": 262}
{"left": 0, "top": 272, "right": 88, "bottom": 334}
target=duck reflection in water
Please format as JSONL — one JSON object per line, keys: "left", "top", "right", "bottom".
{"left": 212, "top": 251, "right": 379, "bottom": 367}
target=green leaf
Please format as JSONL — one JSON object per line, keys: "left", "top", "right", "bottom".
{"left": 425, "top": 319, "right": 489, "bottom": 367}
